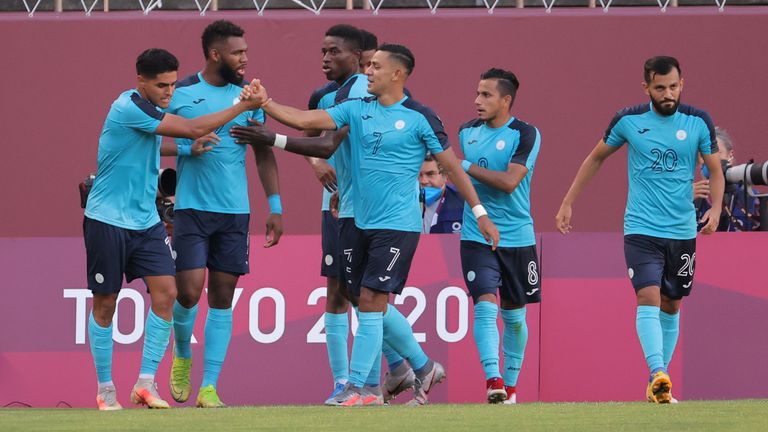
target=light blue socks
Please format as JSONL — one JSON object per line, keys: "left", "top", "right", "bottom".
{"left": 348, "top": 312, "right": 383, "bottom": 388}
{"left": 88, "top": 311, "right": 113, "bottom": 385}
{"left": 659, "top": 310, "right": 680, "bottom": 368}
{"left": 636, "top": 305, "right": 665, "bottom": 374}
{"left": 324, "top": 312, "right": 350, "bottom": 384}
{"left": 501, "top": 307, "right": 528, "bottom": 386}
{"left": 201, "top": 307, "right": 232, "bottom": 388}
{"left": 172, "top": 301, "right": 198, "bottom": 359}
{"left": 473, "top": 301, "right": 500, "bottom": 380}
{"left": 382, "top": 305, "right": 428, "bottom": 371}
{"left": 139, "top": 309, "right": 173, "bottom": 378}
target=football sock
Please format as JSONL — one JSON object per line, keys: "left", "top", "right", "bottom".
{"left": 473, "top": 301, "right": 500, "bottom": 380}
{"left": 383, "top": 305, "right": 429, "bottom": 371}
{"left": 365, "top": 350, "right": 383, "bottom": 386}
{"left": 636, "top": 305, "right": 665, "bottom": 374}
{"left": 324, "top": 312, "right": 350, "bottom": 384}
{"left": 501, "top": 307, "right": 528, "bottom": 386}
{"left": 172, "top": 301, "right": 198, "bottom": 359}
{"left": 659, "top": 310, "right": 681, "bottom": 368}
{"left": 382, "top": 341, "right": 405, "bottom": 371}
{"left": 348, "top": 311, "right": 383, "bottom": 388}
{"left": 139, "top": 309, "right": 172, "bottom": 378}
{"left": 88, "top": 311, "right": 113, "bottom": 385}
{"left": 201, "top": 307, "right": 232, "bottom": 388}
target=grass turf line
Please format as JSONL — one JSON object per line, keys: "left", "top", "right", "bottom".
{"left": 1, "top": 400, "right": 767, "bottom": 431}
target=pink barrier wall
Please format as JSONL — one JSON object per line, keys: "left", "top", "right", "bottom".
{"left": 1, "top": 233, "right": 766, "bottom": 407}
{"left": 2, "top": 9, "right": 768, "bottom": 237}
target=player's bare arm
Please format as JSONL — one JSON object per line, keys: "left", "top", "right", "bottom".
{"left": 465, "top": 163, "right": 529, "bottom": 194}
{"left": 556, "top": 139, "right": 622, "bottom": 234}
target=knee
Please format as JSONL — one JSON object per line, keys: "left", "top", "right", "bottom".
{"left": 207, "top": 289, "right": 234, "bottom": 309}
{"left": 326, "top": 291, "right": 349, "bottom": 314}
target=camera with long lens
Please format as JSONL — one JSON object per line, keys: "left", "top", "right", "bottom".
{"left": 79, "top": 168, "right": 177, "bottom": 224}
{"left": 725, "top": 160, "right": 768, "bottom": 187}
{"left": 708, "top": 159, "right": 768, "bottom": 231}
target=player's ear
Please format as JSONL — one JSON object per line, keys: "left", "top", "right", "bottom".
{"left": 209, "top": 48, "right": 220, "bottom": 62}
{"left": 641, "top": 80, "right": 650, "bottom": 96}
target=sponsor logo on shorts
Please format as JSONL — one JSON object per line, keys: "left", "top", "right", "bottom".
{"left": 325, "top": 254, "right": 334, "bottom": 266}
{"left": 526, "top": 288, "right": 539, "bottom": 296}
{"left": 378, "top": 276, "right": 391, "bottom": 282}
{"left": 95, "top": 273, "right": 104, "bottom": 284}
{"left": 466, "top": 271, "right": 476, "bottom": 282}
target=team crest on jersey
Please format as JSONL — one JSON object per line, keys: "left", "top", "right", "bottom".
{"left": 395, "top": 120, "right": 406, "bottom": 130}
{"left": 676, "top": 130, "right": 687, "bottom": 141}
{"left": 496, "top": 140, "right": 506, "bottom": 150}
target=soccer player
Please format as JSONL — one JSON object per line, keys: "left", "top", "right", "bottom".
{"left": 164, "top": 20, "right": 282, "bottom": 408}
{"left": 300, "top": 24, "right": 409, "bottom": 405}
{"left": 233, "top": 44, "right": 500, "bottom": 406}
{"left": 233, "top": 29, "right": 415, "bottom": 406}
{"left": 458, "top": 68, "right": 540, "bottom": 404}
{"left": 84, "top": 48, "right": 263, "bottom": 410}
{"left": 555, "top": 56, "right": 724, "bottom": 404}
{"left": 359, "top": 29, "right": 378, "bottom": 70}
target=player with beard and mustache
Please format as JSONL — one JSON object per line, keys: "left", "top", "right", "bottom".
{"left": 162, "top": 20, "right": 283, "bottom": 408}
{"left": 555, "top": 56, "right": 724, "bottom": 404}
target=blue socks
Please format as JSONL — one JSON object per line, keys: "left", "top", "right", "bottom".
{"left": 366, "top": 350, "right": 383, "bottom": 386}
{"left": 139, "top": 309, "right": 173, "bottom": 378}
{"left": 382, "top": 305, "right": 428, "bottom": 371}
{"left": 172, "top": 301, "right": 198, "bottom": 359}
{"left": 324, "top": 312, "right": 350, "bottom": 384}
{"left": 636, "top": 305, "right": 665, "bottom": 373}
{"left": 88, "top": 311, "right": 113, "bottom": 385}
{"left": 382, "top": 341, "right": 405, "bottom": 371}
{"left": 501, "top": 307, "right": 528, "bottom": 386}
{"left": 202, "top": 307, "right": 232, "bottom": 388}
{"left": 349, "top": 312, "right": 383, "bottom": 388}
{"left": 473, "top": 302, "right": 500, "bottom": 380}
{"left": 659, "top": 310, "right": 680, "bottom": 368}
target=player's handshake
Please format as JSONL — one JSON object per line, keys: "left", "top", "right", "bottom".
{"left": 239, "top": 78, "right": 270, "bottom": 109}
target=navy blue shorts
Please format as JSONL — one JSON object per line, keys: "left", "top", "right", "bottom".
{"left": 339, "top": 217, "right": 363, "bottom": 292}
{"left": 624, "top": 234, "right": 696, "bottom": 300}
{"left": 320, "top": 211, "right": 340, "bottom": 278}
{"left": 83, "top": 217, "right": 175, "bottom": 295}
{"left": 172, "top": 209, "right": 250, "bottom": 275}
{"left": 345, "top": 228, "right": 420, "bottom": 297}
{"left": 460, "top": 240, "right": 541, "bottom": 305}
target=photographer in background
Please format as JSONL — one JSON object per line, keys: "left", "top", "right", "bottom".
{"left": 419, "top": 153, "right": 465, "bottom": 234}
{"left": 694, "top": 127, "right": 760, "bottom": 231}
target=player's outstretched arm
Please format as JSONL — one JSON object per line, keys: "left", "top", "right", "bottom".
{"left": 698, "top": 153, "right": 725, "bottom": 235}
{"left": 555, "top": 139, "right": 621, "bottom": 234}
{"left": 231, "top": 119, "right": 347, "bottom": 159}
{"left": 155, "top": 93, "right": 265, "bottom": 139}
{"left": 435, "top": 148, "right": 500, "bottom": 249}
{"left": 245, "top": 79, "right": 337, "bottom": 131}
{"left": 464, "top": 162, "right": 528, "bottom": 194}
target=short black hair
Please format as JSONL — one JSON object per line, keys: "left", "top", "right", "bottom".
{"left": 325, "top": 24, "right": 363, "bottom": 51}
{"left": 202, "top": 20, "right": 245, "bottom": 59}
{"left": 135, "top": 48, "right": 179, "bottom": 78}
{"left": 644, "top": 56, "right": 681, "bottom": 83}
{"left": 359, "top": 29, "right": 378, "bottom": 51}
{"left": 480, "top": 68, "right": 520, "bottom": 104}
{"left": 378, "top": 44, "right": 415, "bottom": 75}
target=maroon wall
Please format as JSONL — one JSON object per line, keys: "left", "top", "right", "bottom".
{"left": 2, "top": 8, "right": 767, "bottom": 236}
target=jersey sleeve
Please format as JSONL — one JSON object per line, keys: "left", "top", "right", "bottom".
{"left": 418, "top": 109, "right": 450, "bottom": 155}
{"left": 325, "top": 99, "right": 358, "bottom": 130}
{"left": 510, "top": 126, "right": 540, "bottom": 170}
{"left": 696, "top": 111, "right": 718, "bottom": 155}
{"left": 251, "top": 108, "right": 266, "bottom": 124}
{"left": 116, "top": 93, "right": 165, "bottom": 134}
{"left": 603, "top": 110, "right": 627, "bottom": 147}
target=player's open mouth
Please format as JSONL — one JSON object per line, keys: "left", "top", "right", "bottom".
{"left": 322, "top": 65, "right": 331, "bottom": 72}
{"left": 237, "top": 66, "right": 246, "bottom": 75}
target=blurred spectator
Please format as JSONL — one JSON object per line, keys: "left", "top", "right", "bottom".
{"left": 419, "top": 154, "right": 464, "bottom": 233}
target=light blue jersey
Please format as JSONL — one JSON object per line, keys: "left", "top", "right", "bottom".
{"left": 460, "top": 117, "right": 540, "bottom": 248}
{"left": 604, "top": 103, "right": 717, "bottom": 239}
{"left": 309, "top": 74, "right": 371, "bottom": 217}
{"left": 85, "top": 90, "right": 164, "bottom": 230}
{"left": 168, "top": 73, "right": 265, "bottom": 214}
{"left": 326, "top": 96, "right": 450, "bottom": 232}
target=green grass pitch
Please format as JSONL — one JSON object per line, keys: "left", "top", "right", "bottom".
{"left": 2, "top": 400, "right": 767, "bottom": 431}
